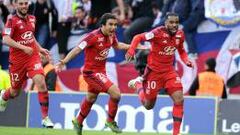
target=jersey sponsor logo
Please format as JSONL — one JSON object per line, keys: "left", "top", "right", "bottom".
{"left": 4, "top": 28, "right": 11, "bottom": 35}
{"left": 159, "top": 46, "right": 176, "bottom": 55}
{"left": 17, "top": 31, "right": 34, "bottom": 45}
{"left": 145, "top": 32, "right": 154, "bottom": 40}
{"left": 21, "top": 31, "right": 33, "bottom": 40}
{"left": 95, "top": 48, "right": 109, "bottom": 60}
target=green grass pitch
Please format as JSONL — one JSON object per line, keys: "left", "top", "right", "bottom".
{"left": 0, "top": 126, "right": 217, "bottom": 135}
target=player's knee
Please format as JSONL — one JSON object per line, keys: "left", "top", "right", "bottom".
{"left": 174, "top": 96, "right": 184, "bottom": 105}
{"left": 86, "top": 96, "right": 97, "bottom": 103}
{"left": 36, "top": 82, "right": 47, "bottom": 92}
{"left": 111, "top": 93, "right": 121, "bottom": 102}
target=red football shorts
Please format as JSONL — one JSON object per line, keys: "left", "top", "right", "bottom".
{"left": 142, "top": 67, "right": 183, "bottom": 100}
{"left": 9, "top": 55, "right": 44, "bottom": 90}
{"left": 83, "top": 71, "right": 113, "bottom": 94}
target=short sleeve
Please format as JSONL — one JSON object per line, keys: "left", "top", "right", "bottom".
{"left": 78, "top": 33, "right": 96, "bottom": 49}
{"left": 144, "top": 27, "right": 158, "bottom": 41}
{"left": 2, "top": 15, "right": 14, "bottom": 37}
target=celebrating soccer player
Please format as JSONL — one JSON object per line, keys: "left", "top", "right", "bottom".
{"left": 125, "top": 12, "right": 194, "bottom": 135}
{"left": 0, "top": 0, "right": 54, "bottom": 128}
{"left": 55, "top": 13, "right": 145, "bottom": 135}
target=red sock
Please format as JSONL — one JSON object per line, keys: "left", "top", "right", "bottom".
{"left": 107, "top": 98, "right": 119, "bottom": 122}
{"left": 38, "top": 91, "right": 49, "bottom": 119}
{"left": 135, "top": 82, "right": 145, "bottom": 105}
{"left": 77, "top": 98, "right": 94, "bottom": 125}
{"left": 2, "top": 88, "right": 14, "bottom": 101}
{"left": 172, "top": 104, "right": 183, "bottom": 135}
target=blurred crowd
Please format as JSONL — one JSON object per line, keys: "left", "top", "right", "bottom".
{"left": 0, "top": 0, "right": 206, "bottom": 59}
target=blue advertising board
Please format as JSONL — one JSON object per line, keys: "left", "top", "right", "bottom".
{"left": 27, "top": 92, "right": 217, "bottom": 134}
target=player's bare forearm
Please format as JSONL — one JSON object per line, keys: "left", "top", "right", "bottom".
{"left": 34, "top": 38, "right": 43, "bottom": 51}
{"left": 2, "top": 35, "right": 27, "bottom": 50}
{"left": 61, "top": 47, "right": 82, "bottom": 64}
{"left": 115, "top": 42, "right": 130, "bottom": 50}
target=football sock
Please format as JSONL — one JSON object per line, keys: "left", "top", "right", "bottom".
{"left": 107, "top": 97, "right": 119, "bottom": 122}
{"left": 77, "top": 98, "right": 94, "bottom": 125}
{"left": 38, "top": 91, "right": 49, "bottom": 119}
{"left": 135, "top": 82, "right": 145, "bottom": 105}
{"left": 172, "top": 103, "right": 183, "bottom": 135}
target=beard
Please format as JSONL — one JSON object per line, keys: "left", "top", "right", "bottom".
{"left": 17, "top": 9, "right": 28, "bottom": 17}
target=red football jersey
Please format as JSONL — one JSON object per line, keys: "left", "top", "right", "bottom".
{"left": 2, "top": 14, "right": 38, "bottom": 63}
{"left": 77, "top": 29, "right": 118, "bottom": 73}
{"left": 141, "top": 26, "right": 188, "bottom": 72}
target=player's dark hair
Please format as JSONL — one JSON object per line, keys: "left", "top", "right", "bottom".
{"left": 165, "top": 12, "right": 179, "bottom": 20}
{"left": 99, "top": 13, "right": 117, "bottom": 26}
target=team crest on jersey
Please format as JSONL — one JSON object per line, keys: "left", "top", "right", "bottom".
{"left": 29, "top": 18, "right": 35, "bottom": 23}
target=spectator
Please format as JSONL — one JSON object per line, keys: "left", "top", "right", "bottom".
{"left": 151, "top": 1, "right": 162, "bottom": 28}
{"left": 124, "top": 0, "right": 155, "bottom": 44}
{"left": 54, "top": 0, "right": 74, "bottom": 59}
{"left": 111, "top": 2, "right": 133, "bottom": 28}
{"left": 189, "top": 58, "right": 227, "bottom": 99}
{"left": 30, "top": 0, "right": 58, "bottom": 48}
{"left": 32, "top": 55, "right": 59, "bottom": 92}
{"left": 134, "top": 49, "right": 149, "bottom": 76}
{"left": 71, "top": 6, "right": 87, "bottom": 32}
{"left": 0, "top": 65, "right": 10, "bottom": 90}
{"left": 87, "top": 0, "right": 125, "bottom": 29}
{"left": 0, "top": 0, "right": 9, "bottom": 61}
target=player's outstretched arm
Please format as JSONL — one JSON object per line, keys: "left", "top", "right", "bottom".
{"left": 177, "top": 42, "right": 194, "bottom": 68}
{"left": 115, "top": 42, "right": 148, "bottom": 50}
{"left": 2, "top": 35, "right": 33, "bottom": 55}
{"left": 55, "top": 46, "right": 82, "bottom": 72}
{"left": 125, "top": 33, "right": 146, "bottom": 61}
{"left": 34, "top": 38, "right": 50, "bottom": 56}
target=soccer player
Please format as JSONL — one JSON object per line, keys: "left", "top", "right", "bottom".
{"left": 125, "top": 12, "right": 194, "bottom": 135}
{"left": 0, "top": 0, "right": 54, "bottom": 128}
{"left": 55, "top": 13, "right": 144, "bottom": 135}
